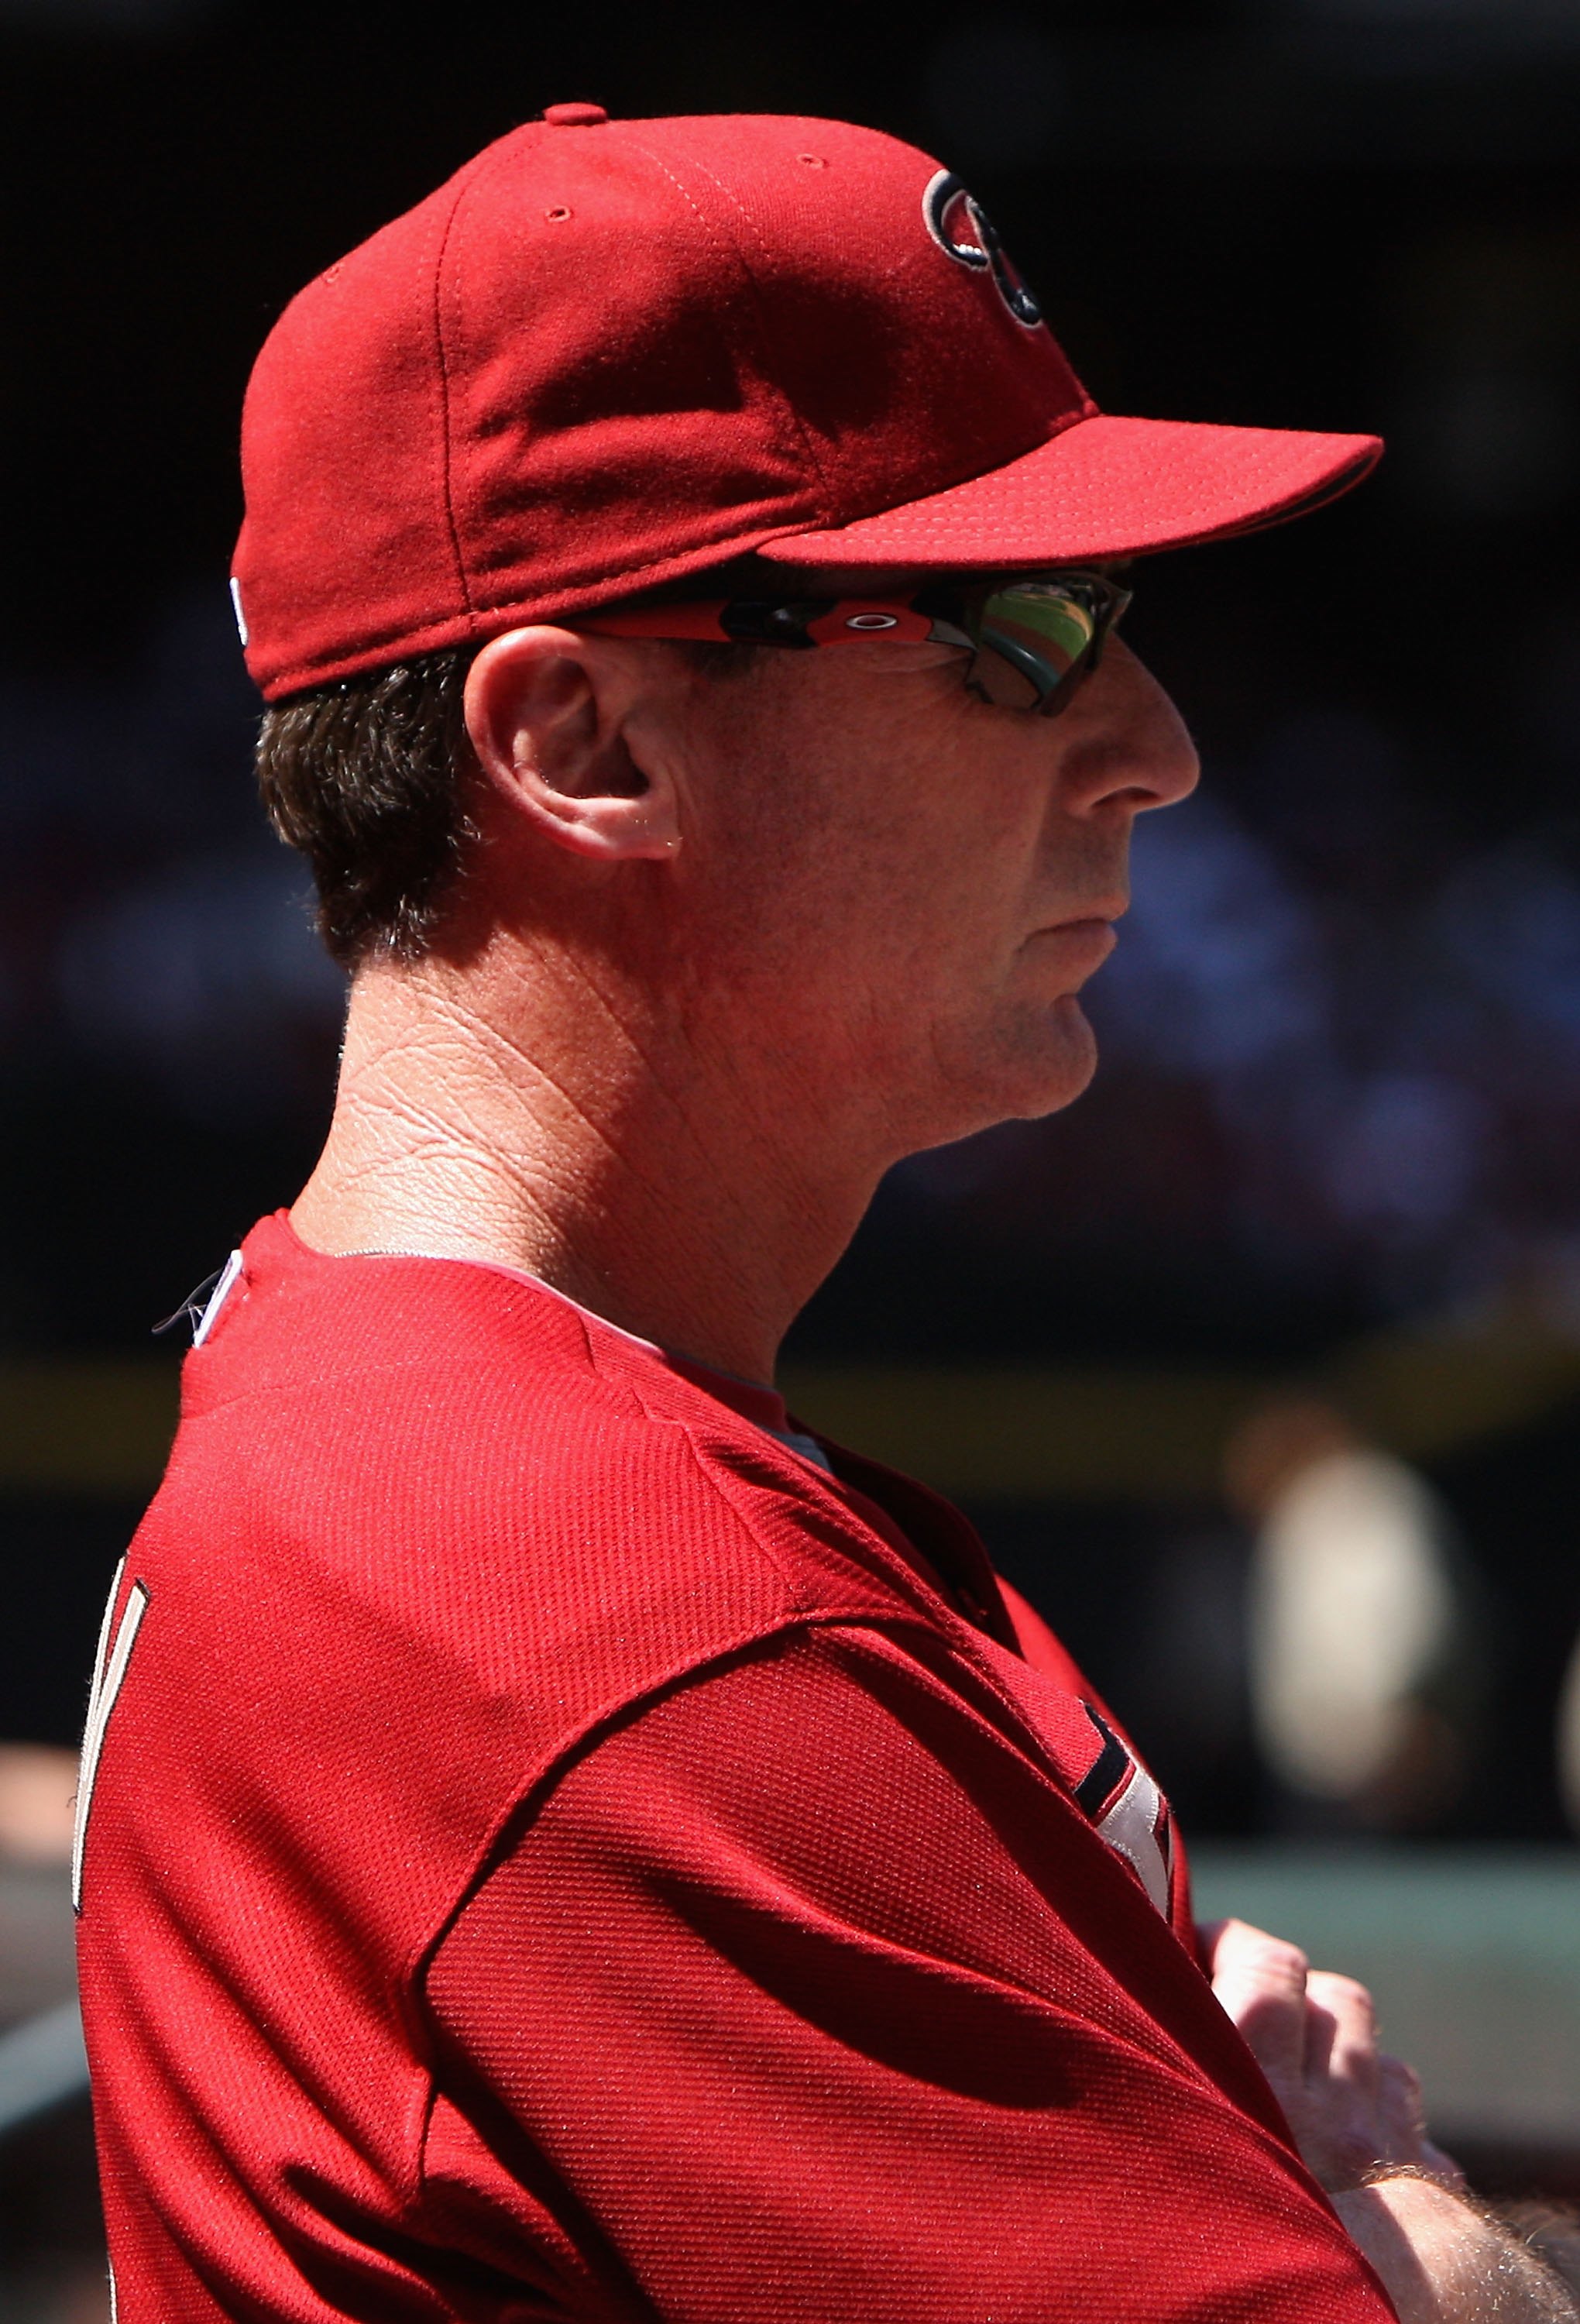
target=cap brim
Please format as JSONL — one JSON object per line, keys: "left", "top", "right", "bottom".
{"left": 759, "top": 412, "right": 1381, "bottom": 571}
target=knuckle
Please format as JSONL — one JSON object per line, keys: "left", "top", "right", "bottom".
{"left": 1307, "top": 1972, "right": 1376, "bottom": 2030}
{"left": 1313, "top": 1971, "right": 1371, "bottom": 2006}
{"left": 1259, "top": 1940, "right": 1309, "bottom": 1983}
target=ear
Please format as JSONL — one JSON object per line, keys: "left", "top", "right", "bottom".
{"left": 462, "top": 626, "right": 681, "bottom": 861}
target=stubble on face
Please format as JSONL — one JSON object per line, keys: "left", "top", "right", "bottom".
{"left": 664, "top": 634, "right": 1166, "bottom": 1160}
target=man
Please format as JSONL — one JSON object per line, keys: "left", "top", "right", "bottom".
{"left": 75, "top": 106, "right": 1571, "bottom": 2322}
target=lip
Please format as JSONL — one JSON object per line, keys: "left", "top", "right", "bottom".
{"left": 1028, "top": 914, "right": 1120, "bottom": 975}
{"left": 1039, "top": 906, "right": 1123, "bottom": 940}
{"left": 1053, "top": 893, "right": 1128, "bottom": 927}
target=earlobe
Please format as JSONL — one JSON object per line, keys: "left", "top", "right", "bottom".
{"left": 462, "top": 626, "right": 682, "bottom": 863}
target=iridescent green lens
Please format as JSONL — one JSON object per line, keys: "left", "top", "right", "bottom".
{"left": 964, "top": 573, "right": 1131, "bottom": 715}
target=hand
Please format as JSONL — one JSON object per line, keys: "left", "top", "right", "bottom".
{"left": 1201, "top": 1917, "right": 1462, "bottom": 2195}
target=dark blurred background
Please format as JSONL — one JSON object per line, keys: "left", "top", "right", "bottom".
{"left": 7, "top": 2, "right": 1580, "bottom": 2295}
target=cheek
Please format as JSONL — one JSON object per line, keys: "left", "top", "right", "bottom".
{"left": 871, "top": 756, "right": 1050, "bottom": 978}
{"left": 679, "top": 665, "right": 1043, "bottom": 1005}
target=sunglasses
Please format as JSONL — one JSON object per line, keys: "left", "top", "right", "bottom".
{"left": 581, "top": 569, "right": 1132, "bottom": 717}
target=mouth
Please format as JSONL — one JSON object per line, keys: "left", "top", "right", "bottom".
{"left": 1028, "top": 911, "right": 1121, "bottom": 978}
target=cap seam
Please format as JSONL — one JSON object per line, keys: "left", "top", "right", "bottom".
{"left": 428, "top": 157, "right": 491, "bottom": 633}
{"left": 620, "top": 133, "right": 830, "bottom": 522}
{"left": 658, "top": 146, "right": 840, "bottom": 517}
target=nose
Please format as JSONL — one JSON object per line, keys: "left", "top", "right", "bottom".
{"left": 1060, "top": 635, "right": 1200, "bottom": 818}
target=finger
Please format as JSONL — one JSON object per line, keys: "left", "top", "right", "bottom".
{"left": 1209, "top": 1920, "right": 1311, "bottom": 2082}
{"left": 1305, "top": 1971, "right": 1379, "bottom": 2094}
{"left": 1200, "top": 1916, "right": 1281, "bottom": 1978}
{"left": 1302, "top": 1994, "right": 1338, "bottom": 2084}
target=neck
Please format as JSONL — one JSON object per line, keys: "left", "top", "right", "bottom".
{"left": 290, "top": 940, "right": 874, "bottom": 1383}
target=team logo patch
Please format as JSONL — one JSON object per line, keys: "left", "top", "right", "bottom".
{"left": 922, "top": 170, "right": 1043, "bottom": 330}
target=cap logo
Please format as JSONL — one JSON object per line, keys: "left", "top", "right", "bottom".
{"left": 922, "top": 170, "right": 1042, "bottom": 331}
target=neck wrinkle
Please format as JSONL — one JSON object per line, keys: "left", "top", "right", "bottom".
{"left": 290, "top": 944, "right": 879, "bottom": 1384}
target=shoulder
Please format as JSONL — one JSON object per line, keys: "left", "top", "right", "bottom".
{"left": 88, "top": 1219, "right": 1001, "bottom": 1987}
{"left": 126, "top": 1215, "right": 975, "bottom": 1859}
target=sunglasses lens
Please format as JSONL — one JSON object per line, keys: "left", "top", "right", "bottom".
{"left": 968, "top": 579, "right": 1112, "bottom": 714}
{"left": 966, "top": 643, "right": 1043, "bottom": 713}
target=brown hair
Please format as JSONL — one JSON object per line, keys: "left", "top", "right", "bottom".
{"left": 256, "top": 649, "right": 479, "bottom": 971}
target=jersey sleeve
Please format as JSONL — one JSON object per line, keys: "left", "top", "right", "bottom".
{"left": 421, "top": 1621, "right": 1396, "bottom": 2324}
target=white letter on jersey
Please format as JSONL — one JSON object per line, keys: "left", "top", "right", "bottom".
{"left": 73, "top": 1560, "right": 149, "bottom": 1914}
{"left": 1094, "top": 1764, "right": 1172, "bottom": 1918}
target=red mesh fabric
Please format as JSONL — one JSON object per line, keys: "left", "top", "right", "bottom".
{"left": 75, "top": 1213, "right": 1396, "bottom": 2322}
{"left": 428, "top": 1629, "right": 1390, "bottom": 2322}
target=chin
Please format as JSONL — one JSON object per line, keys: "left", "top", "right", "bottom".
{"left": 1005, "top": 1015, "right": 1101, "bottom": 1122}
{"left": 924, "top": 995, "right": 1101, "bottom": 1145}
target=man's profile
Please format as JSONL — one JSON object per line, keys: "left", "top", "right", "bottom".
{"left": 74, "top": 105, "right": 1573, "bottom": 2323}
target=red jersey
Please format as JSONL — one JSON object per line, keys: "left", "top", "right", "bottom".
{"left": 75, "top": 1212, "right": 1395, "bottom": 2323}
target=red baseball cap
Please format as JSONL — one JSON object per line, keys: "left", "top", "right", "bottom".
{"left": 232, "top": 106, "right": 1381, "bottom": 701}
